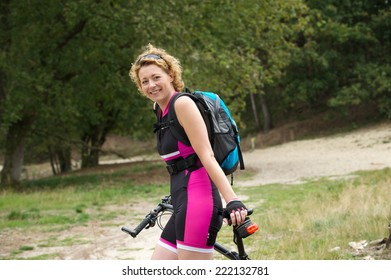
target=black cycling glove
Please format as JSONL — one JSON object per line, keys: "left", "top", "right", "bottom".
{"left": 224, "top": 200, "right": 247, "bottom": 219}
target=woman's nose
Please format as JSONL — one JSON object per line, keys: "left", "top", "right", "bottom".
{"left": 147, "top": 80, "right": 156, "bottom": 88}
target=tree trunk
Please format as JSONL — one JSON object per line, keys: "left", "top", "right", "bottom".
{"left": 249, "top": 92, "right": 261, "bottom": 131}
{"left": 259, "top": 93, "right": 273, "bottom": 133}
{"left": 80, "top": 131, "right": 106, "bottom": 168}
{"left": 57, "top": 145, "right": 72, "bottom": 173}
{"left": 48, "top": 144, "right": 72, "bottom": 175}
{"left": 48, "top": 145, "right": 60, "bottom": 175}
{"left": 79, "top": 109, "right": 117, "bottom": 169}
{"left": 0, "top": 119, "right": 30, "bottom": 187}
{"left": 0, "top": 71, "right": 6, "bottom": 123}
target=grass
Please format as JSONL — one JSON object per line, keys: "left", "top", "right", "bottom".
{"left": 0, "top": 162, "right": 390, "bottom": 260}
{"left": 230, "top": 168, "right": 391, "bottom": 260}
{"left": 0, "top": 162, "right": 167, "bottom": 228}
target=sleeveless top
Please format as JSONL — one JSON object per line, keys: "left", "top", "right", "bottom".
{"left": 155, "top": 93, "right": 197, "bottom": 167}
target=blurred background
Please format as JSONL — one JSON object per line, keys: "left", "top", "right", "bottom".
{"left": 1, "top": 0, "right": 390, "bottom": 187}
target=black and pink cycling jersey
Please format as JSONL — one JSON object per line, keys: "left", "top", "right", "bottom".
{"left": 155, "top": 93, "right": 223, "bottom": 254}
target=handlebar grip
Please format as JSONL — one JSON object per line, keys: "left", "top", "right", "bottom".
{"left": 121, "top": 216, "right": 151, "bottom": 238}
{"left": 121, "top": 226, "right": 136, "bottom": 237}
{"left": 223, "top": 208, "right": 253, "bottom": 219}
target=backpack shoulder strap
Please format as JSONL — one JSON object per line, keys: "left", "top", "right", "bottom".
{"left": 153, "top": 102, "right": 162, "bottom": 132}
{"left": 166, "top": 93, "right": 192, "bottom": 146}
{"left": 152, "top": 101, "right": 175, "bottom": 133}
{"left": 167, "top": 92, "right": 213, "bottom": 146}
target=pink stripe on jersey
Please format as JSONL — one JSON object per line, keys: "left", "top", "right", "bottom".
{"left": 160, "top": 139, "right": 195, "bottom": 162}
{"left": 177, "top": 141, "right": 195, "bottom": 159}
{"left": 162, "top": 93, "right": 178, "bottom": 117}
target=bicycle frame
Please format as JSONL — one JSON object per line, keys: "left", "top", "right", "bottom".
{"left": 121, "top": 195, "right": 256, "bottom": 260}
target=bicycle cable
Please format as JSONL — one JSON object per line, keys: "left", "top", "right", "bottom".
{"left": 157, "top": 211, "right": 172, "bottom": 231}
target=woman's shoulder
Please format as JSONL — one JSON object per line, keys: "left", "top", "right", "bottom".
{"left": 173, "top": 94, "right": 196, "bottom": 111}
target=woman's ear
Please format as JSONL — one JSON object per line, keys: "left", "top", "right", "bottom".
{"left": 169, "top": 72, "right": 174, "bottom": 83}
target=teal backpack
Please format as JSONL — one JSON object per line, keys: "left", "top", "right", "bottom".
{"left": 154, "top": 90, "right": 245, "bottom": 182}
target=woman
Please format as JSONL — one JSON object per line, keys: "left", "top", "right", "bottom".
{"left": 129, "top": 44, "right": 247, "bottom": 260}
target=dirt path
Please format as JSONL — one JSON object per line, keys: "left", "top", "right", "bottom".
{"left": 1, "top": 122, "right": 391, "bottom": 260}
{"left": 239, "top": 122, "right": 391, "bottom": 186}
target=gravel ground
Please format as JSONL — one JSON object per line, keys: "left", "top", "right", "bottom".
{"left": 239, "top": 122, "right": 391, "bottom": 186}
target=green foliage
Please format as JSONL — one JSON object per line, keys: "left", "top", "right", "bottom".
{"left": 1, "top": 0, "right": 155, "bottom": 175}
{"left": 279, "top": 0, "right": 391, "bottom": 121}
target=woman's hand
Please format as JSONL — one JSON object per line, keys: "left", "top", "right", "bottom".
{"left": 224, "top": 200, "right": 248, "bottom": 226}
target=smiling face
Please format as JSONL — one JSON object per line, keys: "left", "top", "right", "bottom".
{"left": 138, "top": 64, "right": 176, "bottom": 107}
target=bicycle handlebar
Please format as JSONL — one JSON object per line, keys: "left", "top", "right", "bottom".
{"left": 121, "top": 196, "right": 173, "bottom": 237}
{"left": 121, "top": 215, "right": 153, "bottom": 238}
{"left": 122, "top": 195, "right": 255, "bottom": 238}
{"left": 121, "top": 195, "right": 258, "bottom": 260}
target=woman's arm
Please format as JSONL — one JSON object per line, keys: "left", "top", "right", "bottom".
{"left": 174, "top": 96, "right": 247, "bottom": 224}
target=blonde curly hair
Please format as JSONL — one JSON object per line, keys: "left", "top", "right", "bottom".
{"left": 129, "top": 44, "right": 185, "bottom": 94}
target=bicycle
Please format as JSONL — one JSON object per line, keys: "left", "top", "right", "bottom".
{"left": 121, "top": 195, "right": 258, "bottom": 260}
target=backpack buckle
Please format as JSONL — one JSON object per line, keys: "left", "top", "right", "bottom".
{"left": 166, "top": 164, "right": 178, "bottom": 175}
{"left": 165, "top": 154, "right": 199, "bottom": 175}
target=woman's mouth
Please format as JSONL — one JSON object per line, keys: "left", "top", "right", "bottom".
{"left": 150, "top": 89, "right": 160, "bottom": 95}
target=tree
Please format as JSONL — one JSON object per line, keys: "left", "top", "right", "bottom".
{"left": 1, "top": 0, "right": 50, "bottom": 186}
{"left": 278, "top": 0, "right": 391, "bottom": 121}
{"left": 175, "top": 0, "right": 310, "bottom": 133}
{"left": 0, "top": 0, "right": 149, "bottom": 187}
